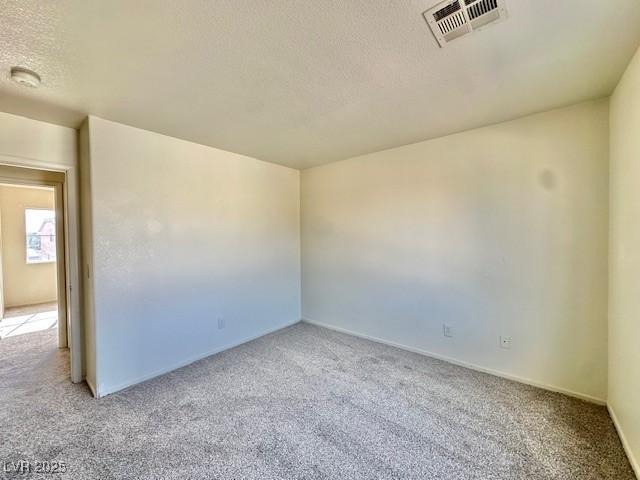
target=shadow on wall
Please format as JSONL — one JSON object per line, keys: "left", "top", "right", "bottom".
{"left": 538, "top": 169, "right": 557, "bottom": 191}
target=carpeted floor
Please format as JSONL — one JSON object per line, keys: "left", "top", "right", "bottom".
{"left": 0, "top": 323, "right": 634, "bottom": 479}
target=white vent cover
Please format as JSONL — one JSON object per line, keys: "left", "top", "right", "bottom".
{"left": 423, "top": 0, "right": 508, "bottom": 47}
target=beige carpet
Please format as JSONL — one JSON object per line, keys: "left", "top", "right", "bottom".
{"left": 0, "top": 323, "right": 634, "bottom": 479}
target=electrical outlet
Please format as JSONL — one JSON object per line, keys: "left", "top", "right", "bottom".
{"left": 500, "top": 335, "right": 511, "bottom": 349}
{"left": 443, "top": 324, "right": 453, "bottom": 338}
{"left": 217, "top": 317, "right": 225, "bottom": 330}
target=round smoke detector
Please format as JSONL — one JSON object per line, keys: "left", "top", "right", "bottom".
{"left": 10, "top": 66, "right": 41, "bottom": 88}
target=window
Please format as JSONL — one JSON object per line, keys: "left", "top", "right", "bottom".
{"left": 25, "top": 208, "right": 56, "bottom": 264}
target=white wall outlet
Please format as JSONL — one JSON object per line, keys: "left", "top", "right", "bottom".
{"left": 500, "top": 335, "right": 511, "bottom": 349}
{"left": 217, "top": 317, "right": 225, "bottom": 330}
{"left": 443, "top": 324, "right": 453, "bottom": 338}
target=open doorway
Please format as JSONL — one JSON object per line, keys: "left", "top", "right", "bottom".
{"left": 0, "top": 165, "right": 70, "bottom": 372}
{"left": 0, "top": 185, "right": 59, "bottom": 340}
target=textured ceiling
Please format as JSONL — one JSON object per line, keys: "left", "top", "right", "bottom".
{"left": 1, "top": 0, "right": 640, "bottom": 169}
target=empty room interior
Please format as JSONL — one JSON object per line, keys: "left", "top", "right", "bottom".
{"left": 1, "top": 1, "right": 639, "bottom": 478}
{"left": 0, "top": 183, "right": 59, "bottom": 340}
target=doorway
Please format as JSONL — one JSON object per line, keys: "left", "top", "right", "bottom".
{"left": 0, "top": 166, "right": 69, "bottom": 365}
{"left": 0, "top": 185, "right": 60, "bottom": 340}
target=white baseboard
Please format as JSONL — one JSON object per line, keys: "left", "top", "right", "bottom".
{"left": 85, "top": 377, "right": 97, "bottom": 398}
{"left": 96, "top": 319, "right": 300, "bottom": 397}
{"left": 608, "top": 404, "right": 640, "bottom": 479}
{"left": 302, "top": 318, "right": 606, "bottom": 405}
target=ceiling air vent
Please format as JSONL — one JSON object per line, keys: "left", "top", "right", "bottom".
{"left": 423, "top": 0, "right": 507, "bottom": 47}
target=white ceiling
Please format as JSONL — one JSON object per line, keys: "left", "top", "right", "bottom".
{"left": 1, "top": 1, "right": 640, "bottom": 169}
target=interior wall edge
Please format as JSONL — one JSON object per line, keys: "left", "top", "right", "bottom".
{"left": 607, "top": 41, "right": 640, "bottom": 479}
{"left": 85, "top": 376, "right": 98, "bottom": 398}
{"left": 78, "top": 117, "right": 97, "bottom": 393}
{"left": 608, "top": 404, "right": 640, "bottom": 478}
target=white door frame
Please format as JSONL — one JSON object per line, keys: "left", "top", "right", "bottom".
{"left": 0, "top": 210, "right": 4, "bottom": 320}
{"left": 0, "top": 159, "right": 82, "bottom": 383}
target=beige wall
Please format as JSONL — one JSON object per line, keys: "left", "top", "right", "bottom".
{"left": 82, "top": 117, "right": 301, "bottom": 396}
{"left": 302, "top": 99, "right": 609, "bottom": 402}
{"left": 0, "top": 185, "right": 57, "bottom": 308}
{"left": 78, "top": 120, "right": 96, "bottom": 392}
{"left": 0, "top": 111, "right": 82, "bottom": 382}
{"left": 609, "top": 45, "right": 640, "bottom": 476}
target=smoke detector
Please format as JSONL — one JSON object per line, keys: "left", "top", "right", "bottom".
{"left": 423, "top": 0, "right": 508, "bottom": 47}
{"left": 10, "top": 67, "right": 41, "bottom": 88}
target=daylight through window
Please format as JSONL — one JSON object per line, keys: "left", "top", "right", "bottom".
{"left": 25, "top": 208, "right": 56, "bottom": 264}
